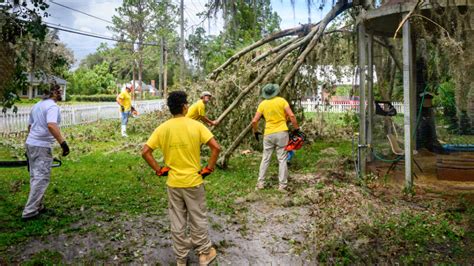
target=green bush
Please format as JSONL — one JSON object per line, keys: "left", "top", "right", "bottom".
{"left": 71, "top": 94, "right": 117, "bottom": 102}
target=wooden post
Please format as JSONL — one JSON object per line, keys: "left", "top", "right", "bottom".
{"left": 403, "top": 20, "right": 415, "bottom": 190}
{"left": 358, "top": 23, "right": 367, "bottom": 177}
{"left": 367, "top": 32, "right": 374, "bottom": 162}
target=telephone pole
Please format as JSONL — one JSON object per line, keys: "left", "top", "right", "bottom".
{"left": 179, "top": 0, "right": 185, "bottom": 84}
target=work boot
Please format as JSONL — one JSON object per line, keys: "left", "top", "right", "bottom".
{"left": 255, "top": 182, "right": 264, "bottom": 191}
{"left": 176, "top": 258, "right": 187, "bottom": 266}
{"left": 199, "top": 247, "right": 217, "bottom": 266}
{"left": 121, "top": 125, "right": 128, "bottom": 137}
{"left": 278, "top": 184, "right": 287, "bottom": 192}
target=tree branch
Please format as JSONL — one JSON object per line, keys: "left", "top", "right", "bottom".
{"left": 208, "top": 23, "right": 315, "bottom": 80}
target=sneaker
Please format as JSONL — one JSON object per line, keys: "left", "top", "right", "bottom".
{"left": 22, "top": 213, "right": 40, "bottom": 221}
{"left": 278, "top": 184, "right": 287, "bottom": 192}
{"left": 255, "top": 182, "right": 265, "bottom": 191}
{"left": 176, "top": 258, "right": 187, "bottom": 266}
{"left": 199, "top": 247, "right": 217, "bottom": 266}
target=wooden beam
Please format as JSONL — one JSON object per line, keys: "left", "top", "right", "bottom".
{"left": 358, "top": 23, "right": 367, "bottom": 177}
{"left": 402, "top": 19, "right": 415, "bottom": 190}
{"left": 367, "top": 32, "right": 374, "bottom": 162}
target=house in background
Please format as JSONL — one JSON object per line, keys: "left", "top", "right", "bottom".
{"left": 20, "top": 73, "right": 67, "bottom": 101}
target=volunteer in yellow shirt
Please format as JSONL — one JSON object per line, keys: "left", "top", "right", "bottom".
{"left": 141, "top": 91, "right": 220, "bottom": 266}
{"left": 251, "top": 83, "right": 299, "bottom": 192}
{"left": 186, "top": 91, "right": 218, "bottom": 126}
{"left": 116, "top": 84, "right": 132, "bottom": 137}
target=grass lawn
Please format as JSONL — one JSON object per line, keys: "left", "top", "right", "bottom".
{"left": 1, "top": 111, "right": 473, "bottom": 264}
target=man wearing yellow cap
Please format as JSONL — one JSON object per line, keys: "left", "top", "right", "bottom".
{"left": 186, "top": 91, "right": 218, "bottom": 126}
{"left": 116, "top": 84, "right": 132, "bottom": 137}
{"left": 251, "top": 84, "right": 299, "bottom": 192}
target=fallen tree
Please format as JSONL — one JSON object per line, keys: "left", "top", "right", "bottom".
{"left": 212, "top": 0, "right": 353, "bottom": 168}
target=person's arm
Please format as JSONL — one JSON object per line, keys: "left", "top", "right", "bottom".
{"left": 141, "top": 144, "right": 161, "bottom": 174}
{"left": 251, "top": 112, "right": 262, "bottom": 133}
{"left": 284, "top": 106, "right": 299, "bottom": 130}
{"left": 200, "top": 116, "right": 216, "bottom": 126}
{"left": 47, "top": 123, "right": 65, "bottom": 144}
{"left": 116, "top": 94, "right": 123, "bottom": 106}
{"left": 205, "top": 137, "right": 221, "bottom": 170}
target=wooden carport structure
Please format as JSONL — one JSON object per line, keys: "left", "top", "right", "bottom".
{"left": 356, "top": 0, "right": 474, "bottom": 189}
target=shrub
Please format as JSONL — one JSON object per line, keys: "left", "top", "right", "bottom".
{"left": 71, "top": 94, "right": 117, "bottom": 102}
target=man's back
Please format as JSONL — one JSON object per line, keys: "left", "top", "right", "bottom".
{"left": 26, "top": 99, "right": 61, "bottom": 148}
{"left": 257, "top": 96, "right": 289, "bottom": 135}
{"left": 146, "top": 117, "right": 213, "bottom": 188}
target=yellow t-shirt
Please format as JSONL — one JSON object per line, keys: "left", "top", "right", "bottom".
{"left": 146, "top": 117, "right": 214, "bottom": 188}
{"left": 118, "top": 90, "right": 132, "bottom": 112}
{"left": 186, "top": 99, "right": 206, "bottom": 120}
{"left": 256, "top": 97, "right": 290, "bottom": 135}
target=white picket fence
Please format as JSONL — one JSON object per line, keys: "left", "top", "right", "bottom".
{"left": 302, "top": 100, "right": 404, "bottom": 114}
{"left": 0, "top": 100, "right": 165, "bottom": 134}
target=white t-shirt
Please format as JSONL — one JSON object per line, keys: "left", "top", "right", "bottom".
{"left": 26, "top": 99, "right": 61, "bottom": 148}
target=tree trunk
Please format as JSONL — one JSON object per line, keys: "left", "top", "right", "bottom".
{"left": 280, "top": 0, "right": 352, "bottom": 91}
{"left": 164, "top": 43, "right": 168, "bottom": 99}
{"left": 252, "top": 36, "right": 301, "bottom": 63}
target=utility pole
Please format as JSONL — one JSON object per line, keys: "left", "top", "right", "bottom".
{"left": 159, "top": 36, "right": 164, "bottom": 97}
{"left": 164, "top": 42, "right": 168, "bottom": 98}
{"left": 180, "top": 0, "right": 185, "bottom": 84}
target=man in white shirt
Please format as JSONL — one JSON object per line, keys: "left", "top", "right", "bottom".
{"left": 23, "top": 84, "right": 70, "bottom": 220}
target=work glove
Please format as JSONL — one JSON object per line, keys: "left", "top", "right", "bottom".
{"left": 120, "top": 105, "right": 125, "bottom": 112}
{"left": 60, "top": 141, "right": 70, "bottom": 157}
{"left": 199, "top": 166, "right": 214, "bottom": 178}
{"left": 156, "top": 166, "right": 170, "bottom": 176}
{"left": 254, "top": 131, "right": 263, "bottom": 141}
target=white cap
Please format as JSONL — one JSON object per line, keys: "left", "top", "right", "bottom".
{"left": 200, "top": 91, "right": 212, "bottom": 97}
{"left": 126, "top": 84, "right": 132, "bottom": 89}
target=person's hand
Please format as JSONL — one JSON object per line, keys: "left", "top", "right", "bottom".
{"left": 254, "top": 131, "right": 262, "bottom": 141}
{"left": 60, "top": 141, "right": 70, "bottom": 156}
{"left": 199, "top": 166, "right": 214, "bottom": 178}
{"left": 292, "top": 128, "right": 301, "bottom": 135}
{"left": 211, "top": 120, "right": 218, "bottom": 126}
{"left": 156, "top": 166, "right": 170, "bottom": 176}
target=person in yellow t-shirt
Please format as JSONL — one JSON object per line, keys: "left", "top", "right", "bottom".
{"left": 141, "top": 91, "right": 220, "bottom": 266}
{"left": 251, "top": 83, "right": 299, "bottom": 192}
{"left": 116, "top": 84, "right": 132, "bottom": 137}
{"left": 186, "top": 91, "right": 218, "bottom": 126}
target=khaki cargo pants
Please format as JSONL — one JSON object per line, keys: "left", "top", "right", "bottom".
{"left": 258, "top": 131, "right": 289, "bottom": 186}
{"left": 167, "top": 184, "right": 213, "bottom": 260}
{"left": 22, "top": 144, "right": 53, "bottom": 218}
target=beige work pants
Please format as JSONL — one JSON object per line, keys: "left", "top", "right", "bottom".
{"left": 257, "top": 131, "right": 289, "bottom": 186}
{"left": 167, "top": 184, "right": 212, "bottom": 260}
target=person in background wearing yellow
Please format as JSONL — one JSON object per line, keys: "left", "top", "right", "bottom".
{"left": 116, "top": 84, "right": 132, "bottom": 137}
{"left": 141, "top": 91, "right": 221, "bottom": 266}
{"left": 251, "top": 84, "right": 299, "bottom": 192}
{"left": 186, "top": 91, "right": 218, "bottom": 126}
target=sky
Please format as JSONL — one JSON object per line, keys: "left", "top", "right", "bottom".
{"left": 43, "top": 0, "right": 331, "bottom": 68}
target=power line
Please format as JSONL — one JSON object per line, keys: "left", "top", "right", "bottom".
{"left": 45, "top": 23, "right": 159, "bottom": 47}
{"left": 49, "top": 0, "right": 114, "bottom": 25}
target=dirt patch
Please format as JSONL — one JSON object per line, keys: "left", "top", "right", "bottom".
{"left": 7, "top": 200, "right": 314, "bottom": 264}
